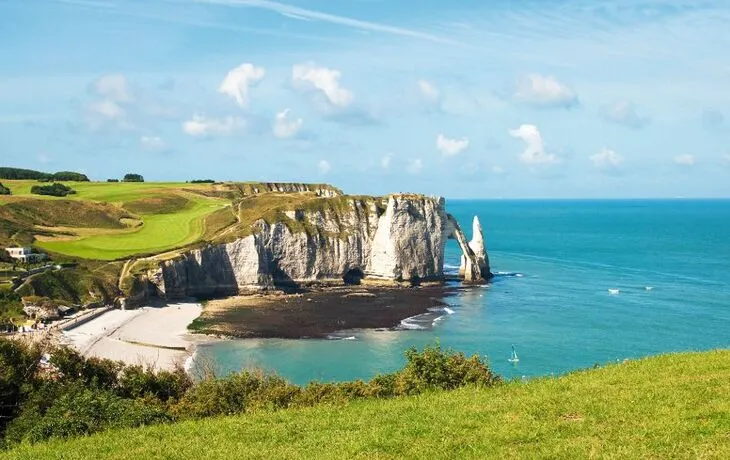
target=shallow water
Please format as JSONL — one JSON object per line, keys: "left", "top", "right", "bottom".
{"left": 194, "top": 200, "right": 730, "bottom": 384}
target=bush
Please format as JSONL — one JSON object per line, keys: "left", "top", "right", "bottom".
{"left": 391, "top": 345, "right": 500, "bottom": 395}
{"left": 172, "top": 371, "right": 299, "bottom": 419}
{"left": 0, "top": 289, "right": 23, "bottom": 328}
{"left": 189, "top": 179, "right": 215, "bottom": 184}
{"left": 7, "top": 384, "right": 170, "bottom": 444}
{"left": 123, "top": 174, "right": 144, "bottom": 183}
{"left": 106, "top": 178, "right": 119, "bottom": 182}
{"left": 50, "top": 171, "right": 89, "bottom": 182}
{"left": 0, "top": 340, "right": 43, "bottom": 438}
{"left": 117, "top": 365, "right": 192, "bottom": 402}
{"left": 0, "top": 183, "right": 10, "bottom": 195}
{"left": 30, "top": 183, "right": 76, "bottom": 197}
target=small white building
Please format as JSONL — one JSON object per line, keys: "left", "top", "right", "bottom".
{"left": 4, "top": 247, "right": 47, "bottom": 263}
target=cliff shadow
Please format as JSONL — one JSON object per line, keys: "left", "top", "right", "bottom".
{"left": 343, "top": 268, "right": 364, "bottom": 286}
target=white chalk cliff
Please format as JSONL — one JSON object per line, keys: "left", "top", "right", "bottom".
{"left": 135, "top": 194, "right": 490, "bottom": 300}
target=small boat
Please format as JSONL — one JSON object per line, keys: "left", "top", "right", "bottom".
{"left": 508, "top": 345, "right": 520, "bottom": 363}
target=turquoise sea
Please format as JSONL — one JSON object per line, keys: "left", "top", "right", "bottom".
{"left": 195, "top": 200, "right": 730, "bottom": 384}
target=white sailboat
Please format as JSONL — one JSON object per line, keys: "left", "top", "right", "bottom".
{"left": 508, "top": 345, "right": 520, "bottom": 363}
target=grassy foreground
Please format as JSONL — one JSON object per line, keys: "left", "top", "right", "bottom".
{"left": 5, "top": 350, "right": 729, "bottom": 459}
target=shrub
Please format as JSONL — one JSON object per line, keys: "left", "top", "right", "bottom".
{"left": 117, "top": 365, "right": 192, "bottom": 402}
{"left": 30, "top": 183, "right": 76, "bottom": 197}
{"left": 0, "top": 289, "right": 24, "bottom": 328}
{"left": 106, "top": 178, "right": 119, "bottom": 182}
{"left": 50, "top": 171, "right": 89, "bottom": 182}
{"left": 0, "top": 183, "right": 10, "bottom": 195}
{"left": 189, "top": 179, "right": 215, "bottom": 184}
{"left": 123, "top": 173, "right": 144, "bottom": 183}
{"left": 391, "top": 345, "right": 500, "bottom": 395}
{"left": 7, "top": 383, "right": 170, "bottom": 444}
{"left": 0, "top": 340, "right": 42, "bottom": 437}
{"left": 172, "top": 371, "right": 299, "bottom": 419}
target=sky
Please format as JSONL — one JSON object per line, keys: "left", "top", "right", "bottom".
{"left": 1, "top": 0, "right": 729, "bottom": 198}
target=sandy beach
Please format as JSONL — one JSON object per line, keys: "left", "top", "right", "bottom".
{"left": 61, "top": 302, "right": 203, "bottom": 371}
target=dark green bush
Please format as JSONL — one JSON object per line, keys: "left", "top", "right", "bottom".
{"left": 117, "top": 365, "right": 192, "bottom": 402}
{"left": 106, "top": 178, "right": 119, "bottom": 182}
{"left": 189, "top": 179, "right": 215, "bottom": 184}
{"left": 392, "top": 345, "right": 500, "bottom": 395}
{"left": 172, "top": 371, "right": 299, "bottom": 419}
{"left": 50, "top": 171, "right": 89, "bottom": 182}
{"left": 30, "top": 183, "right": 76, "bottom": 197}
{"left": 0, "top": 340, "right": 42, "bottom": 438}
{"left": 8, "top": 383, "right": 170, "bottom": 444}
{"left": 122, "top": 174, "right": 144, "bottom": 183}
{"left": 0, "top": 183, "right": 10, "bottom": 195}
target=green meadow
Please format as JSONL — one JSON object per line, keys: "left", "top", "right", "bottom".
{"left": 3, "top": 350, "right": 729, "bottom": 459}
{"left": 2, "top": 181, "right": 229, "bottom": 260}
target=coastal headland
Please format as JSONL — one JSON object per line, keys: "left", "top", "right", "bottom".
{"left": 1, "top": 172, "right": 492, "bottom": 368}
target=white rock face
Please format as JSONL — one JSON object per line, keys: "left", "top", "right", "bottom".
{"left": 459, "top": 216, "right": 490, "bottom": 277}
{"left": 144, "top": 195, "right": 488, "bottom": 299}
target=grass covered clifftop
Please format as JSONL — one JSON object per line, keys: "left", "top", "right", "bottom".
{"left": 4, "top": 350, "right": 729, "bottom": 459}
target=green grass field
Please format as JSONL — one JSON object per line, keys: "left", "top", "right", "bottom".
{"left": 4, "top": 350, "right": 729, "bottom": 459}
{"left": 37, "top": 194, "right": 228, "bottom": 260}
{"left": 1, "top": 181, "right": 229, "bottom": 260}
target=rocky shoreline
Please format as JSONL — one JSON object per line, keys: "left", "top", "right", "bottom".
{"left": 190, "top": 285, "right": 462, "bottom": 339}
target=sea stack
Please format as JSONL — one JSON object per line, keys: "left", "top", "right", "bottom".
{"left": 459, "top": 216, "right": 491, "bottom": 279}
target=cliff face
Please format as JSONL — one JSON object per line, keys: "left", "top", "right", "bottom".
{"left": 139, "top": 194, "right": 489, "bottom": 300}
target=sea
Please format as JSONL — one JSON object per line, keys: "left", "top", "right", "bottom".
{"left": 193, "top": 199, "right": 730, "bottom": 385}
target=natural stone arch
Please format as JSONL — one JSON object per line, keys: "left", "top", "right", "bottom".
{"left": 445, "top": 214, "right": 490, "bottom": 282}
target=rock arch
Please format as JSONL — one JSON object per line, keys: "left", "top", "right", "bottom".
{"left": 446, "top": 215, "right": 491, "bottom": 282}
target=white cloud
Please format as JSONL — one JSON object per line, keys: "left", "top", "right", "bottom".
{"left": 87, "top": 99, "right": 124, "bottom": 120}
{"left": 218, "top": 63, "right": 266, "bottom": 108}
{"left": 590, "top": 147, "right": 624, "bottom": 171}
{"left": 182, "top": 114, "right": 245, "bottom": 136}
{"left": 407, "top": 158, "right": 423, "bottom": 175}
{"left": 674, "top": 154, "right": 696, "bottom": 167}
{"left": 292, "top": 63, "right": 353, "bottom": 108}
{"left": 437, "top": 134, "right": 469, "bottom": 156}
{"left": 93, "top": 74, "right": 132, "bottom": 102}
{"left": 600, "top": 101, "right": 649, "bottom": 129}
{"left": 509, "top": 124, "right": 559, "bottom": 166}
{"left": 140, "top": 136, "right": 166, "bottom": 151}
{"left": 417, "top": 79, "right": 440, "bottom": 103}
{"left": 381, "top": 153, "right": 392, "bottom": 169}
{"left": 512, "top": 74, "right": 578, "bottom": 108}
{"left": 273, "top": 108, "right": 303, "bottom": 138}
{"left": 318, "top": 159, "right": 331, "bottom": 174}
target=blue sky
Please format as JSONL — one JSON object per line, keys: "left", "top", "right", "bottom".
{"left": 1, "top": 0, "right": 729, "bottom": 198}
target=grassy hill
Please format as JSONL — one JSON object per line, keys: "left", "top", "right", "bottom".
{"left": 3, "top": 350, "right": 729, "bottom": 459}
{"left": 0, "top": 179, "right": 342, "bottom": 309}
